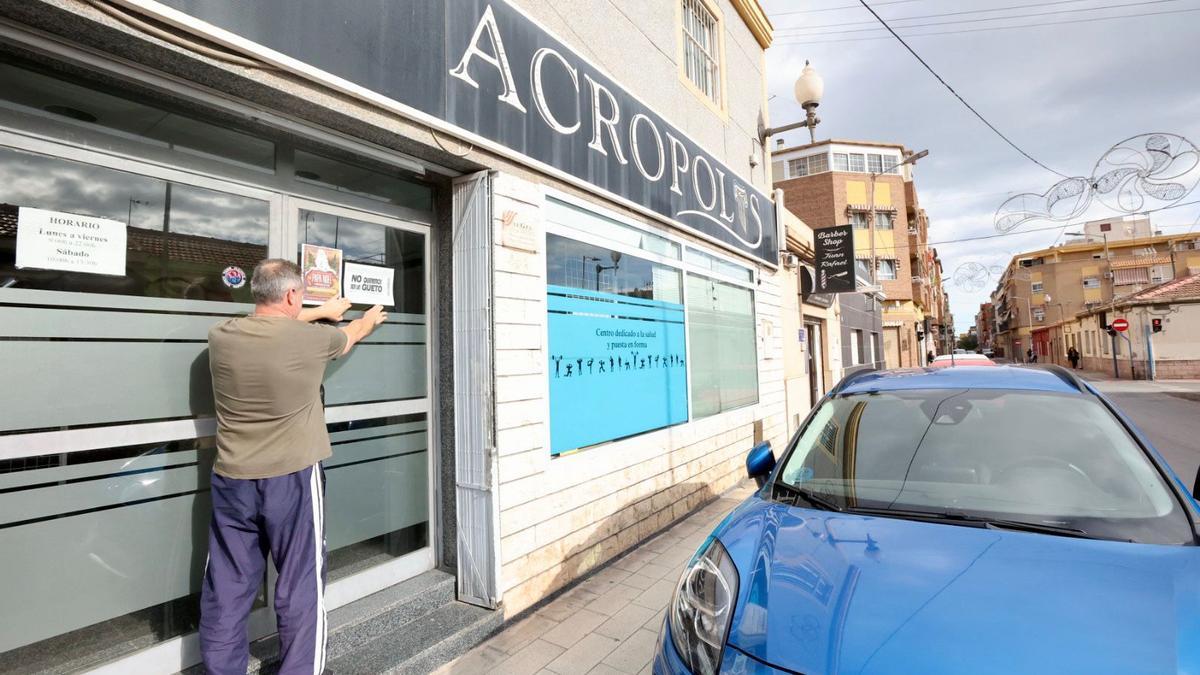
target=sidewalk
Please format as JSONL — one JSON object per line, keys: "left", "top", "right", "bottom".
{"left": 434, "top": 481, "right": 757, "bottom": 675}
{"left": 1076, "top": 369, "right": 1200, "bottom": 393}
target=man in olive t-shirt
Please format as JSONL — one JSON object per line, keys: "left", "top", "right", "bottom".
{"left": 200, "top": 259, "right": 386, "bottom": 675}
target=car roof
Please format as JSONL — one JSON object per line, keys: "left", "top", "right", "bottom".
{"left": 932, "top": 354, "right": 988, "bottom": 360}
{"left": 835, "top": 365, "right": 1084, "bottom": 395}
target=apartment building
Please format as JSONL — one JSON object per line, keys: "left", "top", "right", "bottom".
{"left": 990, "top": 216, "right": 1189, "bottom": 366}
{"left": 774, "top": 139, "right": 940, "bottom": 369}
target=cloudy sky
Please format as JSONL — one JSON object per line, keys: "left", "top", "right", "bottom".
{"left": 762, "top": 0, "right": 1200, "bottom": 331}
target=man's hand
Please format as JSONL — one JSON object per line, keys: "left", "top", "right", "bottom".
{"left": 299, "top": 297, "right": 352, "bottom": 323}
{"left": 339, "top": 304, "right": 390, "bottom": 356}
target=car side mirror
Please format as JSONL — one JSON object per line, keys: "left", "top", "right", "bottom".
{"left": 746, "top": 441, "right": 776, "bottom": 488}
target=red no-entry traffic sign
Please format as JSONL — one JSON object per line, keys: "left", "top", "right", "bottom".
{"left": 1111, "top": 318, "right": 1129, "bottom": 332}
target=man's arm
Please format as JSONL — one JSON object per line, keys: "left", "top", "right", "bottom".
{"left": 339, "top": 304, "right": 388, "bottom": 356}
{"left": 299, "top": 297, "right": 351, "bottom": 323}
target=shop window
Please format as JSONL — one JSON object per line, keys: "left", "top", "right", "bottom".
{"left": 680, "top": 0, "right": 722, "bottom": 107}
{"left": 832, "top": 153, "right": 849, "bottom": 171}
{"left": 300, "top": 210, "right": 425, "bottom": 314}
{"left": 548, "top": 233, "right": 681, "bottom": 302}
{"left": 294, "top": 150, "right": 431, "bottom": 210}
{"left": 0, "top": 61, "right": 275, "bottom": 172}
{"left": 0, "top": 145, "right": 268, "bottom": 302}
{"left": 548, "top": 198, "right": 680, "bottom": 259}
{"left": 687, "top": 274, "right": 758, "bottom": 418}
{"left": 686, "top": 247, "right": 753, "bottom": 283}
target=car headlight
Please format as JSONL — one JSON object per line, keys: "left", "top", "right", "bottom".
{"left": 669, "top": 537, "right": 739, "bottom": 675}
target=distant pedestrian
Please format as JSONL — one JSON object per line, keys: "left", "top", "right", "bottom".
{"left": 926, "top": 350, "right": 935, "bottom": 366}
{"left": 201, "top": 259, "right": 387, "bottom": 675}
{"left": 1068, "top": 346, "right": 1080, "bottom": 369}
{"left": 1027, "top": 348, "right": 1037, "bottom": 364}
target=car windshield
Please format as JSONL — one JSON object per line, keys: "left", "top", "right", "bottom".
{"left": 777, "top": 388, "right": 1194, "bottom": 544}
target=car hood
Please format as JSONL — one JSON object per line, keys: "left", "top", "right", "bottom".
{"left": 718, "top": 494, "right": 1200, "bottom": 675}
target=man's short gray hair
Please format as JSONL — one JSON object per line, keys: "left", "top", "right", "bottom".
{"left": 251, "top": 259, "right": 303, "bottom": 304}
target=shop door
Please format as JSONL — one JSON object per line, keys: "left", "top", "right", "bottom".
{"left": 288, "top": 199, "right": 435, "bottom": 605}
{"left": 883, "top": 327, "right": 902, "bottom": 369}
{"left": 805, "top": 322, "right": 823, "bottom": 403}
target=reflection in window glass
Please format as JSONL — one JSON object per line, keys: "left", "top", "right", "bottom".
{"left": 547, "top": 233, "right": 682, "bottom": 303}
{"left": 294, "top": 150, "right": 432, "bottom": 211}
{"left": 0, "top": 61, "right": 275, "bottom": 171}
{"left": 0, "top": 146, "right": 269, "bottom": 302}
{"left": 832, "top": 153, "right": 849, "bottom": 172}
{"left": 300, "top": 210, "right": 425, "bottom": 314}
{"left": 687, "top": 274, "right": 758, "bottom": 417}
{"left": 685, "top": 247, "right": 752, "bottom": 282}
{"left": 547, "top": 199, "right": 680, "bottom": 259}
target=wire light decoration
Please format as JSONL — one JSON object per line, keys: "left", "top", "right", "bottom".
{"left": 994, "top": 133, "right": 1200, "bottom": 233}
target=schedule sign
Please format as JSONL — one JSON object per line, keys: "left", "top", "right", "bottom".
{"left": 813, "top": 224, "right": 857, "bottom": 294}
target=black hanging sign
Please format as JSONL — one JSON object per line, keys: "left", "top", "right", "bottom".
{"left": 148, "top": 0, "right": 778, "bottom": 263}
{"left": 813, "top": 225, "right": 857, "bottom": 293}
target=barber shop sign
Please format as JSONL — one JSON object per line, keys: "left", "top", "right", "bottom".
{"left": 146, "top": 0, "right": 777, "bottom": 262}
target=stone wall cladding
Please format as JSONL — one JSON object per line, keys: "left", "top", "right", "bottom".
{"left": 491, "top": 171, "right": 787, "bottom": 617}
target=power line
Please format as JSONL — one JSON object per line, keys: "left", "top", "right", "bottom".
{"left": 776, "top": 0, "right": 1112, "bottom": 32}
{"left": 777, "top": 0, "right": 1179, "bottom": 36}
{"left": 771, "top": 0, "right": 925, "bottom": 17}
{"left": 855, "top": 0, "right": 1070, "bottom": 179}
{"left": 774, "top": 6, "right": 1200, "bottom": 44}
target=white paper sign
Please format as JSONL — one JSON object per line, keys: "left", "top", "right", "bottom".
{"left": 16, "top": 207, "right": 127, "bottom": 276}
{"left": 343, "top": 262, "right": 395, "bottom": 306}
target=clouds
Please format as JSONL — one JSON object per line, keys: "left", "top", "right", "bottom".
{"left": 764, "top": 0, "right": 1200, "bottom": 327}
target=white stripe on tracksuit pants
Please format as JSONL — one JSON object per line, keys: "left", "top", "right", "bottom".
{"left": 200, "top": 463, "right": 327, "bottom": 675}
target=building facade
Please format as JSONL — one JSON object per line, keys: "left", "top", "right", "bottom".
{"left": 990, "top": 217, "right": 1195, "bottom": 369}
{"left": 773, "top": 138, "right": 943, "bottom": 369}
{"left": 0, "top": 1, "right": 785, "bottom": 672}
{"left": 1074, "top": 274, "right": 1200, "bottom": 378}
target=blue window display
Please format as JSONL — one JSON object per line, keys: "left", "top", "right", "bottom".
{"left": 546, "top": 235, "right": 688, "bottom": 455}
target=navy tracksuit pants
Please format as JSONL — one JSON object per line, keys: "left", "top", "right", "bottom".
{"left": 200, "top": 464, "right": 327, "bottom": 675}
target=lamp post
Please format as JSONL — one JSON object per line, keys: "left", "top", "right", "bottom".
{"left": 869, "top": 149, "right": 928, "bottom": 288}
{"left": 1043, "top": 293, "right": 1068, "bottom": 364}
{"left": 759, "top": 61, "right": 824, "bottom": 145}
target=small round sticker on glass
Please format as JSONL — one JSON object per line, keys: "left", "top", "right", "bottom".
{"left": 222, "top": 266, "right": 247, "bottom": 289}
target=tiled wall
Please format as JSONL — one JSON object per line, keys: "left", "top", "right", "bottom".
{"left": 489, "top": 172, "right": 787, "bottom": 617}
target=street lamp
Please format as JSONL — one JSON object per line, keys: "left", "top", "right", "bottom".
{"left": 869, "top": 149, "right": 928, "bottom": 286}
{"left": 1065, "top": 230, "right": 1109, "bottom": 259}
{"left": 759, "top": 61, "right": 824, "bottom": 145}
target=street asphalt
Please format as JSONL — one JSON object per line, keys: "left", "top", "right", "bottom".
{"left": 1083, "top": 374, "right": 1200, "bottom": 491}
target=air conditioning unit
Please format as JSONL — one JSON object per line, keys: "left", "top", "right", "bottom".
{"left": 1103, "top": 271, "right": 1114, "bottom": 280}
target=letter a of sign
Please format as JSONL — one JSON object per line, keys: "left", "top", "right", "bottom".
{"left": 449, "top": 5, "right": 527, "bottom": 113}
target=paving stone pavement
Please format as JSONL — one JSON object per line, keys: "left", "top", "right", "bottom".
{"left": 434, "top": 480, "right": 757, "bottom": 675}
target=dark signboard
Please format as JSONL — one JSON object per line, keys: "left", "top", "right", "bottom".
{"left": 151, "top": 0, "right": 778, "bottom": 262}
{"left": 813, "top": 225, "right": 856, "bottom": 293}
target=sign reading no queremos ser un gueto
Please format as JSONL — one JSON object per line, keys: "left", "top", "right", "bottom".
{"left": 148, "top": 0, "right": 778, "bottom": 263}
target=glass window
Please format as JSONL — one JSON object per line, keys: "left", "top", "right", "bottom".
{"left": 807, "top": 153, "right": 829, "bottom": 174}
{"left": 299, "top": 210, "right": 425, "bottom": 314}
{"left": 787, "top": 157, "right": 807, "bottom": 177}
{"left": 832, "top": 153, "right": 849, "bottom": 172}
{"left": 547, "top": 198, "right": 680, "bottom": 259}
{"left": 0, "top": 61, "right": 275, "bottom": 172}
{"left": 855, "top": 258, "right": 871, "bottom": 280}
{"left": 548, "top": 233, "right": 682, "bottom": 303}
{"left": 875, "top": 212, "right": 894, "bottom": 230}
{"left": 1083, "top": 277, "right": 1101, "bottom": 288}
{"left": 687, "top": 274, "right": 758, "bottom": 417}
{"left": 1033, "top": 307, "right": 1046, "bottom": 322}
{"left": 776, "top": 389, "right": 1193, "bottom": 544}
{"left": 1031, "top": 281, "right": 1044, "bottom": 292}
{"left": 867, "top": 154, "right": 883, "bottom": 174}
{"left": 0, "top": 145, "right": 269, "bottom": 302}
{"left": 850, "top": 212, "right": 870, "bottom": 229}
{"left": 294, "top": 150, "right": 432, "bottom": 211}
{"left": 878, "top": 258, "right": 898, "bottom": 280}
{"left": 882, "top": 155, "right": 899, "bottom": 174}
{"left": 681, "top": 0, "right": 721, "bottom": 105}
{"left": 686, "top": 247, "right": 753, "bottom": 283}
{"left": 848, "top": 153, "right": 865, "bottom": 172}
{"left": 850, "top": 329, "right": 862, "bottom": 365}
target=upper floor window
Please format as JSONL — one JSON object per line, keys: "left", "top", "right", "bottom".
{"left": 681, "top": 0, "right": 722, "bottom": 106}
{"left": 787, "top": 158, "right": 808, "bottom": 178}
{"left": 832, "top": 153, "right": 849, "bottom": 172}
{"left": 867, "top": 154, "right": 883, "bottom": 174}
{"left": 877, "top": 258, "right": 898, "bottom": 280}
{"left": 1031, "top": 281, "right": 1044, "bottom": 292}
{"left": 875, "top": 212, "right": 894, "bottom": 230}
{"left": 850, "top": 212, "right": 870, "bottom": 229}
{"left": 807, "top": 153, "right": 829, "bottom": 174}
{"left": 882, "top": 156, "right": 899, "bottom": 174}
{"left": 1083, "top": 277, "right": 1101, "bottom": 289}
{"left": 787, "top": 154, "right": 829, "bottom": 178}
{"left": 848, "top": 153, "right": 866, "bottom": 172}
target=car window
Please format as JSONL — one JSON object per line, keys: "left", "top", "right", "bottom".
{"left": 778, "top": 388, "right": 1193, "bottom": 544}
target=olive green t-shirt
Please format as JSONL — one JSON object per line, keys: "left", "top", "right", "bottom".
{"left": 208, "top": 315, "right": 349, "bottom": 479}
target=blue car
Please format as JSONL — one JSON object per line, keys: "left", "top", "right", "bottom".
{"left": 655, "top": 366, "right": 1200, "bottom": 674}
